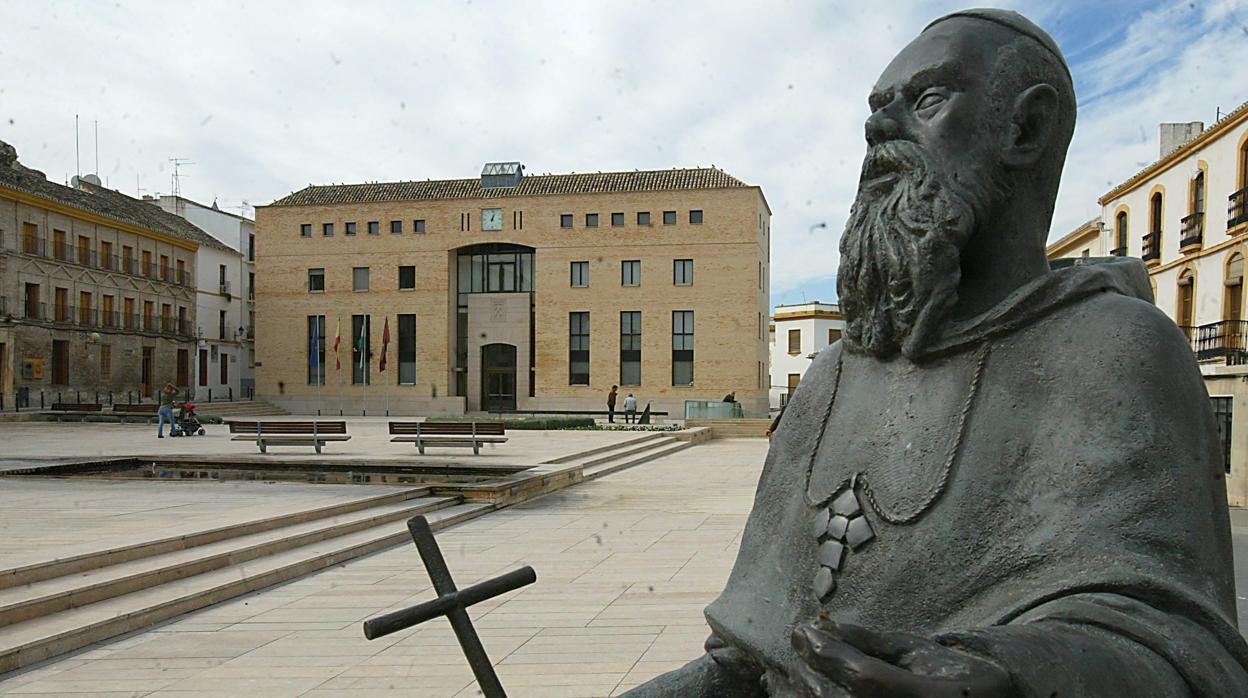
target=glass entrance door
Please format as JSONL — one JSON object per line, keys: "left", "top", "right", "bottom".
{"left": 480, "top": 344, "right": 517, "bottom": 412}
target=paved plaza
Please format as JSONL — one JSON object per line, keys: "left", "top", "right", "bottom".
{"left": 1, "top": 423, "right": 1247, "bottom": 696}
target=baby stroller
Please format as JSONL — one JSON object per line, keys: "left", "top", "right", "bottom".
{"left": 169, "top": 401, "right": 206, "bottom": 436}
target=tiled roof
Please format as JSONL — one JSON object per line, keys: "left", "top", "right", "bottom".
{"left": 1099, "top": 98, "right": 1248, "bottom": 205}
{"left": 0, "top": 141, "right": 230, "bottom": 251}
{"left": 269, "top": 167, "right": 751, "bottom": 207}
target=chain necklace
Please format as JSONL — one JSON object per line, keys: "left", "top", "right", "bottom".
{"left": 803, "top": 341, "right": 992, "bottom": 525}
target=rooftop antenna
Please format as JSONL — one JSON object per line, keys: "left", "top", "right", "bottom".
{"left": 169, "top": 157, "right": 194, "bottom": 200}
{"left": 74, "top": 114, "right": 80, "bottom": 178}
{"left": 94, "top": 120, "right": 99, "bottom": 176}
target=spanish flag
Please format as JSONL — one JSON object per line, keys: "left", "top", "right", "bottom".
{"left": 332, "top": 317, "right": 342, "bottom": 371}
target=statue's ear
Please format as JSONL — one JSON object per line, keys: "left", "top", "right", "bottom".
{"left": 1002, "top": 83, "right": 1059, "bottom": 169}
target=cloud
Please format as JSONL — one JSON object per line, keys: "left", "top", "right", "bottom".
{"left": 1, "top": 0, "right": 1245, "bottom": 305}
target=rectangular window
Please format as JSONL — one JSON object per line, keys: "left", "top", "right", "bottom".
{"left": 829, "top": 328, "right": 842, "bottom": 345}
{"left": 585, "top": 213, "right": 599, "bottom": 228}
{"left": 398, "top": 314, "right": 416, "bottom": 385}
{"left": 621, "top": 311, "right": 641, "bottom": 386}
{"left": 1213, "top": 396, "right": 1233, "bottom": 474}
{"left": 143, "top": 300, "right": 154, "bottom": 330}
{"left": 390, "top": 220, "right": 402, "bottom": 234}
{"left": 54, "top": 287, "right": 67, "bottom": 321}
{"left": 663, "top": 210, "right": 676, "bottom": 225}
{"left": 80, "top": 291, "right": 93, "bottom": 326}
{"left": 398, "top": 266, "right": 416, "bottom": 290}
{"left": 300, "top": 223, "right": 312, "bottom": 237}
{"left": 352, "top": 314, "right": 371, "bottom": 385}
{"left": 220, "top": 351, "right": 229, "bottom": 385}
{"left": 788, "top": 373, "right": 801, "bottom": 398}
{"left": 611, "top": 212, "right": 624, "bottom": 227}
{"left": 637, "top": 211, "right": 651, "bottom": 226}
{"left": 560, "top": 214, "right": 573, "bottom": 229}
{"left": 308, "top": 268, "right": 325, "bottom": 292}
{"left": 570, "top": 312, "right": 590, "bottom": 385}
{"left": 353, "top": 267, "right": 370, "bottom": 292}
{"left": 100, "top": 240, "right": 113, "bottom": 270}
{"left": 199, "top": 349, "right": 208, "bottom": 386}
{"left": 367, "top": 221, "right": 380, "bottom": 235}
{"left": 176, "top": 259, "right": 186, "bottom": 285}
{"left": 102, "top": 295, "right": 115, "bottom": 327}
{"left": 674, "top": 259, "right": 693, "bottom": 286}
{"left": 571, "top": 261, "right": 589, "bottom": 288}
{"left": 175, "top": 348, "right": 187, "bottom": 386}
{"left": 248, "top": 234, "right": 255, "bottom": 261}
{"left": 788, "top": 329, "right": 801, "bottom": 354}
{"left": 672, "top": 311, "right": 694, "bottom": 385}
{"left": 621, "top": 260, "right": 640, "bottom": 286}
{"left": 122, "top": 246, "right": 134, "bottom": 273}
{"left": 345, "top": 221, "right": 357, "bottom": 236}
{"left": 323, "top": 223, "right": 334, "bottom": 236}
{"left": 219, "top": 309, "right": 227, "bottom": 339}
{"left": 101, "top": 344, "right": 113, "bottom": 382}
{"left": 78, "top": 235, "right": 92, "bottom": 266}
{"left": 142, "top": 250, "right": 152, "bottom": 277}
{"left": 690, "top": 209, "right": 703, "bottom": 224}
{"left": 414, "top": 219, "right": 426, "bottom": 233}
{"left": 307, "top": 315, "right": 326, "bottom": 385}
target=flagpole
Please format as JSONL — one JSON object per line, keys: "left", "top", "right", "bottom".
{"left": 336, "top": 317, "right": 343, "bottom": 417}
{"left": 361, "top": 316, "right": 369, "bottom": 417}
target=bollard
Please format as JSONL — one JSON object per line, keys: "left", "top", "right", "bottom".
{"left": 208, "top": 388, "right": 213, "bottom": 402}
{"left": 128, "top": 390, "right": 133, "bottom": 405}
{"left": 40, "top": 391, "right": 45, "bottom": 409}
{"left": 76, "top": 390, "right": 81, "bottom": 403}
{"left": 108, "top": 391, "right": 113, "bottom": 405}
{"left": 58, "top": 392, "right": 62, "bottom": 405}
{"left": 229, "top": 386, "right": 233, "bottom": 401}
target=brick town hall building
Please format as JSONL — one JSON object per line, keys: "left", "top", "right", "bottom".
{"left": 254, "top": 163, "right": 771, "bottom": 417}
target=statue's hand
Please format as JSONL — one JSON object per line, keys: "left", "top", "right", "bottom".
{"left": 791, "top": 620, "right": 1013, "bottom": 698}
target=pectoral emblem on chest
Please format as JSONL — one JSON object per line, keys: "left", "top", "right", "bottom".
{"left": 811, "top": 486, "right": 875, "bottom": 601}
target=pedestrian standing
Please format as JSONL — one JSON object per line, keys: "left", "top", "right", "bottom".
{"left": 607, "top": 385, "right": 618, "bottom": 423}
{"left": 623, "top": 393, "right": 638, "bottom": 424}
{"left": 156, "top": 383, "right": 177, "bottom": 438}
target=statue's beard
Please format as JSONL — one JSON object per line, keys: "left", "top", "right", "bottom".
{"left": 838, "top": 141, "right": 997, "bottom": 360}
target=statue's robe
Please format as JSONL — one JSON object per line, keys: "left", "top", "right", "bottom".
{"left": 627, "top": 258, "right": 1248, "bottom": 697}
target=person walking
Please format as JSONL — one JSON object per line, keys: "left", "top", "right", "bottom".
{"left": 607, "top": 385, "right": 619, "bottom": 424}
{"left": 623, "top": 393, "right": 638, "bottom": 424}
{"left": 156, "top": 383, "right": 177, "bottom": 438}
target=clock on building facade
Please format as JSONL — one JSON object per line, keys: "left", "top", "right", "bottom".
{"left": 481, "top": 208, "right": 502, "bottom": 231}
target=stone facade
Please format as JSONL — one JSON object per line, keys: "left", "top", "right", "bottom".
{"left": 254, "top": 167, "right": 771, "bottom": 417}
{"left": 0, "top": 142, "right": 219, "bottom": 405}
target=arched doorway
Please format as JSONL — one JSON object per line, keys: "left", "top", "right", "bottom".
{"left": 480, "top": 343, "right": 517, "bottom": 412}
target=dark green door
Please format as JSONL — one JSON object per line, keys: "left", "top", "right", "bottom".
{"left": 481, "top": 344, "right": 517, "bottom": 412}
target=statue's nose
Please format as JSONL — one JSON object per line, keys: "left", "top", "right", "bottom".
{"left": 865, "top": 107, "right": 902, "bottom": 147}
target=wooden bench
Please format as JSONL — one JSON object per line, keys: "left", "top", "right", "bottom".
{"left": 49, "top": 403, "right": 103, "bottom": 413}
{"left": 113, "top": 404, "right": 159, "bottom": 414}
{"left": 228, "top": 420, "right": 351, "bottom": 454}
{"left": 388, "top": 421, "right": 507, "bottom": 455}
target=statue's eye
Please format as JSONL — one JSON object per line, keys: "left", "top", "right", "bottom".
{"left": 915, "top": 91, "right": 946, "bottom": 113}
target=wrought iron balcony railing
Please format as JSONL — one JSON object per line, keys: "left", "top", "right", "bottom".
{"left": 1191, "top": 320, "right": 1248, "bottom": 363}
{"left": 1180, "top": 211, "right": 1204, "bottom": 248}
{"left": 1110, "top": 245, "right": 1128, "bottom": 257}
{"left": 1230, "top": 187, "right": 1248, "bottom": 230}
{"left": 23, "top": 300, "right": 45, "bottom": 320}
{"left": 21, "top": 236, "right": 47, "bottom": 257}
{"left": 1142, "top": 232, "right": 1161, "bottom": 262}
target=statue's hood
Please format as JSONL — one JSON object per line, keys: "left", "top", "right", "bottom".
{"left": 920, "top": 256, "right": 1153, "bottom": 359}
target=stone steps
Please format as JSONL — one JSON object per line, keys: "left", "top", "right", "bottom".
{"left": 0, "top": 496, "right": 460, "bottom": 628}
{"left": 684, "top": 418, "right": 772, "bottom": 438}
{"left": 581, "top": 437, "right": 691, "bottom": 480}
{"left": 1, "top": 486, "right": 433, "bottom": 590}
{"left": 0, "top": 495, "right": 492, "bottom": 675}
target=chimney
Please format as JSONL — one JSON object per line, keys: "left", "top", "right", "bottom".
{"left": 1159, "top": 122, "right": 1204, "bottom": 158}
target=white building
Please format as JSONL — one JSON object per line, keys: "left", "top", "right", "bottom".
{"left": 1097, "top": 100, "right": 1248, "bottom": 504}
{"left": 1045, "top": 218, "right": 1104, "bottom": 260}
{"left": 768, "top": 301, "right": 843, "bottom": 408}
{"left": 147, "top": 196, "right": 255, "bottom": 401}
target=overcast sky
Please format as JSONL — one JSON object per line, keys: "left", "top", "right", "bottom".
{"left": 2, "top": 0, "right": 1247, "bottom": 306}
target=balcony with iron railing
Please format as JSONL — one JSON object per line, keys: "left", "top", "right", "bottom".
{"left": 0, "top": 296, "right": 7, "bottom": 317}
{"left": 1188, "top": 320, "right": 1248, "bottom": 363}
{"left": 218, "top": 279, "right": 231, "bottom": 296}
{"left": 1231, "top": 187, "right": 1248, "bottom": 231}
{"left": 1110, "top": 244, "right": 1128, "bottom": 257}
{"left": 21, "top": 236, "right": 47, "bottom": 257}
{"left": 1142, "top": 231, "right": 1161, "bottom": 264}
{"left": 1179, "top": 212, "right": 1204, "bottom": 250}
{"left": 23, "top": 300, "right": 45, "bottom": 321}
{"left": 179, "top": 319, "right": 195, "bottom": 337}
{"left": 99, "top": 310, "right": 120, "bottom": 328}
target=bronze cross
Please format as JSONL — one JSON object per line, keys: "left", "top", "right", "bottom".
{"left": 362, "top": 515, "right": 537, "bottom": 698}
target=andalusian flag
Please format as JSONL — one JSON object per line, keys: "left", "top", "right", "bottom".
{"left": 379, "top": 317, "right": 390, "bottom": 372}
{"left": 332, "top": 318, "right": 342, "bottom": 370}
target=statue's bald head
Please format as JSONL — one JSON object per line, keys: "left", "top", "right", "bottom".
{"left": 925, "top": 8, "right": 1076, "bottom": 195}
